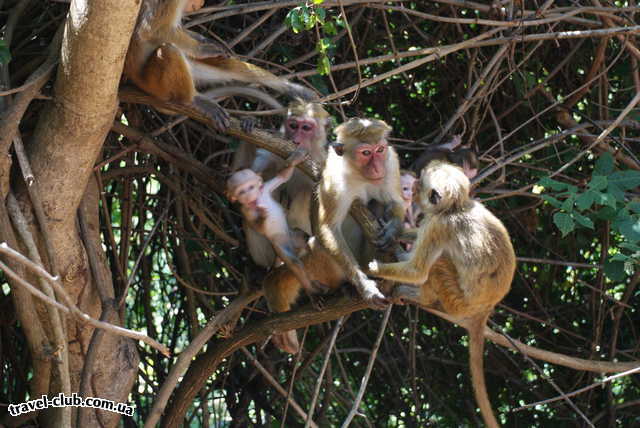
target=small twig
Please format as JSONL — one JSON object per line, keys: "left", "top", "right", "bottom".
{"left": 240, "top": 347, "right": 319, "bottom": 428}
{"left": 144, "top": 289, "right": 262, "bottom": 428}
{"left": 341, "top": 305, "right": 392, "bottom": 427}
{"left": 0, "top": 242, "right": 170, "bottom": 356}
{"left": 305, "top": 317, "right": 345, "bottom": 428}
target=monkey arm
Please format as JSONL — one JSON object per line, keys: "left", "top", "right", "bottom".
{"left": 317, "top": 200, "right": 387, "bottom": 306}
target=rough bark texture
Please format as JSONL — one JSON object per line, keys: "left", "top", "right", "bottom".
{"left": 9, "top": 1, "right": 140, "bottom": 427}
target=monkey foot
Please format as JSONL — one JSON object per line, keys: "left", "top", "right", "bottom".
{"left": 360, "top": 279, "right": 390, "bottom": 310}
{"left": 193, "top": 95, "right": 230, "bottom": 131}
{"left": 272, "top": 331, "right": 299, "bottom": 354}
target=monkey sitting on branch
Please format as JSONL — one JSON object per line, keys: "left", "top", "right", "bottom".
{"left": 123, "top": 0, "right": 315, "bottom": 131}
{"left": 368, "top": 160, "right": 516, "bottom": 428}
{"left": 226, "top": 150, "right": 326, "bottom": 325}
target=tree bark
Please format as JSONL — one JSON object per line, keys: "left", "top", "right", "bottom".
{"left": 7, "top": 1, "right": 141, "bottom": 426}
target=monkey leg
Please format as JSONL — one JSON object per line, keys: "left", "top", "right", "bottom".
{"left": 263, "top": 268, "right": 302, "bottom": 354}
{"left": 139, "top": 44, "right": 229, "bottom": 129}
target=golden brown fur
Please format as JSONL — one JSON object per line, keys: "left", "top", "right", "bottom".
{"left": 124, "top": 0, "right": 313, "bottom": 130}
{"left": 263, "top": 239, "right": 345, "bottom": 353}
{"left": 368, "top": 160, "right": 515, "bottom": 428}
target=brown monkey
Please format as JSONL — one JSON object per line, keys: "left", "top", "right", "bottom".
{"left": 262, "top": 118, "right": 404, "bottom": 352}
{"left": 368, "top": 160, "right": 515, "bottom": 428}
{"left": 234, "top": 100, "right": 331, "bottom": 269}
{"left": 413, "top": 135, "right": 479, "bottom": 179}
{"left": 124, "top": 0, "right": 314, "bottom": 130}
{"left": 316, "top": 117, "right": 405, "bottom": 307}
{"left": 226, "top": 150, "right": 325, "bottom": 302}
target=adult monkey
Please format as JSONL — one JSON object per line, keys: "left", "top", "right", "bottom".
{"left": 263, "top": 117, "right": 404, "bottom": 352}
{"left": 234, "top": 99, "right": 331, "bottom": 268}
{"left": 315, "top": 117, "right": 404, "bottom": 306}
{"left": 368, "top": 160, "right": 516, "bottom": 428}
{"left": 124, "top": 0, "right": 314, "bottom": 131}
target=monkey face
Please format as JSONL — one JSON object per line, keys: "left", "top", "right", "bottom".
{"left": 354, "top": 139, "right": 388, "bottom": 181}
{"left": 400, "top": 173, "right": 416, "bottom": 209}
{"left": 232, "top": 177, "right": 262, "bottom": 207}
{"left": 285, "top": 117, "right": 317, "bottom": 149}
{"left": 419, "top": 160, "right": 470, "bottom": 212}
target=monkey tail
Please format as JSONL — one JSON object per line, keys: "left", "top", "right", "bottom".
{"left": 468, "top": 312, "right": 500, "bottom": 428}
{"left": 195, "top": 57, "right": 316, "bottom": 100}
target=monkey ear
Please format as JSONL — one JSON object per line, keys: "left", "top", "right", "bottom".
{"left": 331, "top": 143, "right": 345, "bottom": 156}
{"left": 429, "top": 189, "right": 441, "bottom": 205}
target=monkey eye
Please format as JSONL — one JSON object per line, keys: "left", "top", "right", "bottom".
{"left": 429, "top": 189, "right": 441, "bottom": 205}
{"left": 361, "top": 150, "right": 372, "bottom": 156}
{"left": 288, "top": 122, "right": 298, "bottom": 130}
{"left": 376, "top": 146, "right": 385, "bottom": 153}
{"left": 302, "top": 124, "right": 312, "bottom": 131}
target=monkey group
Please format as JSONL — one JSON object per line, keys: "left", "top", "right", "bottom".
{"left": 121, "top": 2, "right": 516, "bottom": 425}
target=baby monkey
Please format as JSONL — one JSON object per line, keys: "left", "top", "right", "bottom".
{"left": 227, "top": 150, "right": 325, "bottom": 299}
{"left": 368, "top": 160, "right": 515, "bottom": 428}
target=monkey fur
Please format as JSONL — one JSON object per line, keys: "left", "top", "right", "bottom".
{"left": 368, "top": 160, "right": 516, "bottom": 428}
{"left": 123, "top": 0, "right": 314, "bottom": 130}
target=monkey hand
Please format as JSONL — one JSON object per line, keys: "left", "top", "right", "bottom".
{"left": 357, "top": 272, "right": 389, "bottom": 309}
{"left": 367, "top": 260, "right": 381, "bottom": 275}
{"left": 374, "top": 219, "right": 401, "bottom": 249}
{"left": 286, "top": 147, "right": 310, "bottom": 166}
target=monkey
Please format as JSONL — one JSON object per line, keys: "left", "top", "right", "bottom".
{"left": 412, "top": 135, "right": 479, "bottom": 179}
{"left": 123, "top": 0, "right": 315, "bottom": 131}
{"left": 314, "top": 117, "right": 405, "bottom": 307}
{"left": 226, "top": 149, "right": 326, "bottom": 302}
{"left": 233, "top": 99, "right": 331, "bottom": 269}
{"left": 400, "top": 169, "right": 419, "bottom": 229}
{"left": 367, "top": 160, "right": 516, "bottom": 428}
{"left": 261, "top": 118, "right": 405, "bottom": 352}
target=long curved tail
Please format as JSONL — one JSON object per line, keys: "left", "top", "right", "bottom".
{"left": 194, "top": 57, "right": 315, "bottom": 100}
{"left": 468, "top": 312, "right": 500, "bottom": 428}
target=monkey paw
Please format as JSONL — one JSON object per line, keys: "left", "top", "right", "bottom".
{"left": 374, "top": 221, "right": 400, "bottom": 249}
{"left": 367, "top": 260, "right": 380, "bottom": 275}
{"left": 194, "top": 95, "right": 230, "bottom": 131}
{"left": 360, "top": 278, "right": 390, "bottom": 310}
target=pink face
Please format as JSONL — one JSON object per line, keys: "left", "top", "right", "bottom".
{"left": 285, "top": 117, "right": 316, "bottom": 149}
{"left": 400, "top": 174, "right": 416, "bottom": 207}
{"left": 355, "top": 139, "right": 388, "bottom": 181}
{"left": 233, "top": 177, "right": 262, "bottom": 207}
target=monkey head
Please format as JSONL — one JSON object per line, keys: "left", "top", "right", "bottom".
{"left": 334, "top": 118, "right": 393, "bottom": 182}
{"left": 284, "top": 99, "right": 329, "bottom": 151}
{"left": 419, "top": 160, "right": 470, "bottom": 214}
{"left": 227, "top": 169, "right": 263, "bottom": 207}
{"left": 400, "top": 169, "right": 417, "bottom": 211}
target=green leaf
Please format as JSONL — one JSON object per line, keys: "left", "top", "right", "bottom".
{"left": 313, "top": 0, "right": 325, "bottom": 4}
{"left": 317, "top": 55, "right": 330, "bottom": 76}
{"left": 576, "top": 190, "right": 597, "bottom": 211}
{"left": 588, "top": 175, "right": 607, "bottom": 191}
{"left": 316, "top": 7, "right": 326, "bottom": 23}
{"left": 619, "top": 242, "right": 640, "bottom": 251}
{"left": 596, "top": 206, "right": 618, "bottom": 220}
{"left": 539, "top": 177, "right": 569, "bottom": 191}
{"left": 597, "top": 193, "right": 618, "bottom": 209}
{"left": 605, "top": 260, "right": 627, "bottom": 281}
{"left": 286, "top": 8, "right": 303, "bottom": 33}
{"left": 323, "top": 21, "right": 337, "bottom": 35}
{"left": 553, "top": 212, "right": 575, "bottom": 237}
{"left": 607, "top": 183, "right": 626, "bottom": 202}
{"left": 541, "top": 195, "right": 562, "bottom": 208}
{"left": 594, "top": 152, "right": 614, "bottom": 175}
{"left": 561, "top": 195, "right": 575, "bottom": 212}
{"left": 609, "top": 170, "right": 640, "bottom": 190}
{"left": 627, "top": 201, "right": 640, "bottom": 214}
{"left": 616, "top": 219, "right": 640, "bottom": 243}
{"left": 611, "top": 253, "right": 630, "bottom": 262}
{"left": 573, "top": 212, "right": 594, "bottom": 229}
